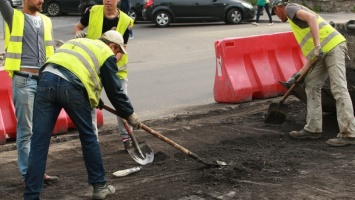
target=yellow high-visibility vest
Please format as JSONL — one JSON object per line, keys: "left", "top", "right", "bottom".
{"left": 87, "top": 5, "right": 134, "bottom": 79}
{"left": 4, "top": 10, "right": 54, "bottom": 77}
{"left": 288, "top": 12, "right": 345, "bottom": 60}
{"left": 45, "top": 38, "right": 113, "bottom": 108}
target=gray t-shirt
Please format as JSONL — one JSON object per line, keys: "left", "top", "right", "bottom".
{"left": 286, "top": 3, "right": 316, "bottom": 29}
{"left": 0, "top": 0, "right": 49, "bottom": 68}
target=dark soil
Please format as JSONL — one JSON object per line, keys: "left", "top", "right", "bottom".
{"left": 1, "top": 97, "right": 355, "bottom": 200}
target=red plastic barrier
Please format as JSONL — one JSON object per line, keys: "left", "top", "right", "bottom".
{"left": 0, "top": 69, "right": 86, "bottom": 142}
{"left": 97, "top": 109, "right": 104, "bottom": 127}
{"left": 52, "top": 109, "right": 68, "bottom": 135}
{"left": 0, "top": 70, "right": 17, "bottom": 141}
{"left": 214, "top": 31, "right": 306, "bottom": 103}
{"left": 67, "top": 109, "right": 104, "bottom": 129}
{"left": 0, "top": 110, "right": 6, "bottom": 144}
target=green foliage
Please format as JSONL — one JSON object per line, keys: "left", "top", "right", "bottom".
{"left": 246, "top": 0, "right": 257, "bottom": 6}
{"left": 301, "top": 0, "right": 307, "bottom": 6}
{"left": 313, "top": 5, "right": 322, "bottom": 12}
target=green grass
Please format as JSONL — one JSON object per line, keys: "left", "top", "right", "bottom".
{"left": 246, "top": 0, "right": 257, "bottom": 6}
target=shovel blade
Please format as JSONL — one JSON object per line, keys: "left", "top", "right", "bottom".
{"left": 127, "top": 141, "right": 154, "bottom": 165}
{"left": 264, "top": 103, "right": 288, "bottom": 124}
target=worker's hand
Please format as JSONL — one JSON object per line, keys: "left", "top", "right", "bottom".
{"left": 314, "top": 45, "right": 324, "bottom": 59}
{"left": 96, "top": 99, "right": 104, "bottom": 110}
{"left": 286, "top": 72, "right": 302, "bottom": 87}
{"left": 126, "top": 112, "right": 141, "bottom": 129}
{"left": 75, "top": 31, "right": 87, "bottom": 38}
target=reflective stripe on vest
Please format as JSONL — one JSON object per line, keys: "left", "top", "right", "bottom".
{"left": 288, "top": 12, "right": 346, "bottom": 60}
{"left": 56, "top": 41, "right": 100, "bottom": 92}
{"left": 4, "top": 10, "right": 54, "bottom": 77}
{"left": 86, "top": 5, "right": 133, "bottom": 79}
{"left": 45, "top": 39, "right": 113, "bottom": 108}
{"left": 42, "top": 16, "right": 55, "bottom": 59}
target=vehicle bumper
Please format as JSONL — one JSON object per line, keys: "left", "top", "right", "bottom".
{"left": 243, "top": 8, "right": 255, "bottom": 20}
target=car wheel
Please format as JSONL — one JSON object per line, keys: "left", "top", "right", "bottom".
{"left": 154, "top": 11, "right": 171, "bottom": 27}
{"left": 226, "top": 8, "right": 242, "bottom": 24}
{"left": 46, "top": 2, "right": 61, "bottom": 16}
{"left": 129, "top": 9, "right": 137, "bottom": 22}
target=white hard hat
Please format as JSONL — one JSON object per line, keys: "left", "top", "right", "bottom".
{"left": 101, "top": 30, "right": 127, "bottom": 54}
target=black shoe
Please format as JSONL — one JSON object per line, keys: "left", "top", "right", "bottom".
{"left": 123, "top": 139, "right": 132, "bottom": 150}
{"left": 44, "top": 174, "right": 60, "bottom": 185}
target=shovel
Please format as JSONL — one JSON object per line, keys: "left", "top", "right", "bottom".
{"left": 103, "top": 105, "right": 154, "bottom": 165}
{"left": 139, "top": 123, "right": 227, "bottom": 167}
{"left": 264, "top": 57, "right": 320, "bottom": 124}
{"left": 104, "top": 106, "right": 226, "bottom": 167}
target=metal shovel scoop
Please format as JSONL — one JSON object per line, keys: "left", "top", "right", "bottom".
{"left": 103, "top": 105, "right": 154, "bottom": 165}
{"left": 265, "top": 57, "right": 320, "bottom": 124}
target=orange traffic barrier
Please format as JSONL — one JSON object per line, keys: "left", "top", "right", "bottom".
{"left": 213, "top": 31, "right": 306, "bottom": 103}
{"left": 0, "top": 111, "right": 6, "bottom": 144}
{"left": 67, "top": 109, "right": 104, "bottom": 129}
{"left": 0, "top": 69, "right": 104, "bottom": 144}
{"left": 97, "top": 109, "right": 104, "bottom": 128}
{"left": 0, "top": 70, "right": 17, "bottom": 141}
{"left": 52, "top": 109, "right": 69, "bottom": 135}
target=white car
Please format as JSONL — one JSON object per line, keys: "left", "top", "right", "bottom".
{"left": 10, "top": 0, "right": 22, "bottom": 8}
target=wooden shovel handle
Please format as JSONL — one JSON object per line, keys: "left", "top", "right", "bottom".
{"left": 102, "top": 105, "right": 144, "bottom": 156}
{"left": 280, "top": 58, "right": 319, "bottom": 104}
{"left": 102, "top": 105, "right": 219, "bottom": 166}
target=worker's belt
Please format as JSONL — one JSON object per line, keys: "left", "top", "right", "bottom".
{"left": 14, "top": 71, "right": 39, "bottom": 81}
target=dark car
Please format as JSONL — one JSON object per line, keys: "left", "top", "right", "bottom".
{"left": 42, "top": 0, "right": 81, "bottom": 16}
{"left": 78, "top": 0, "right": 144, "bottom": 22}
{"left": 142, "top": 0, "right": 255, "bottom": 27}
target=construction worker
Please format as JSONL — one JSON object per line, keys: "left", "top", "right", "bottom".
{"left": 0, "top": 0, "right": 59, "bottom": 183}
{"left": 73, "top": 0, "right": 135, "bottom": 150}
{"left": 272, "top": 0, "right": 355, "bottom": 146}
{"left": 252, "top": 0, "right": 273, "bottom": 26}
{"left": 24, "top": 30, "right": 141, "bottom": 199}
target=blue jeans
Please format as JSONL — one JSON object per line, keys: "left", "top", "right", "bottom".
{"left": 24, "top": 72, "right": 106, "bottom": 199}
{"left": 117, "top": 79, "right": 131, "bottom": 140}
{"left": 12, "top": 75, "right": 37, "bottom": 180}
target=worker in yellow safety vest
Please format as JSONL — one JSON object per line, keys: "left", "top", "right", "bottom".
{"left": 272, "top": 0, "right": 355, "bottom": 146}
{"left": 74, "top": 0, "right": 135, "bottom": 150}
{"left": 0, "top": 0, "right": 59, "bottom": 184}
{"left": 24, "top": 30, "right": 141, "bottom": 200}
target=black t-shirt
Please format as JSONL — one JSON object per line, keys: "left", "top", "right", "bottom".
{"left": 80, "top": 8, "right": 130, "bottom": 44}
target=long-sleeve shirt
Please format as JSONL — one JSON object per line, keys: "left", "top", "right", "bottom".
{"left": 100, "top": 55, "right": 134, "bottom": 118}
{"left": 0, "top": 0, "right": 49, "bottom": 67}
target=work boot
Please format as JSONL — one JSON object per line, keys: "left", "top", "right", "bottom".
{"left": 123, "top": 138, "right": 132, "bottom": 150}
{"left": 92, "top": 183, "right": 115, "bottom": 200}
{"left": 43, "top": 174, "right": 60, "bottom": 185}
{"left": 289, "top": 129, "right": 322, "bottom": 140}
{"left": 327, "top": 137, "right": 355, "bottom": 147}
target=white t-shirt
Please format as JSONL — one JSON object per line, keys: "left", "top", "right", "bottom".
{"left": 25, "top": 13, "right": 42, "bottom": 32}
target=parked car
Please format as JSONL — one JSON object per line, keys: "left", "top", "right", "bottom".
{"left": 142, "top": 0, "right": 255, "bottom": 27}
{"left": 42, "top": 0, "right": 81, "bottom": 16}
{"left": 78, "top": 0, "right": 144, "bottom": 22}
{"left": 10, "top": 0, "right": 22, "bottom": 8}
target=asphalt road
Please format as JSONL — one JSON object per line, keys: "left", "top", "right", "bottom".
{"left": 50, "top": 15, "right": 291, "bottom": 123}
{"left": 1, "top": 12, "right": 353, "bottom": 123}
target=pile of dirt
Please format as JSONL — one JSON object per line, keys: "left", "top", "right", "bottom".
{"left": 1, "top": 97, "right": 355, "bottom": 200}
